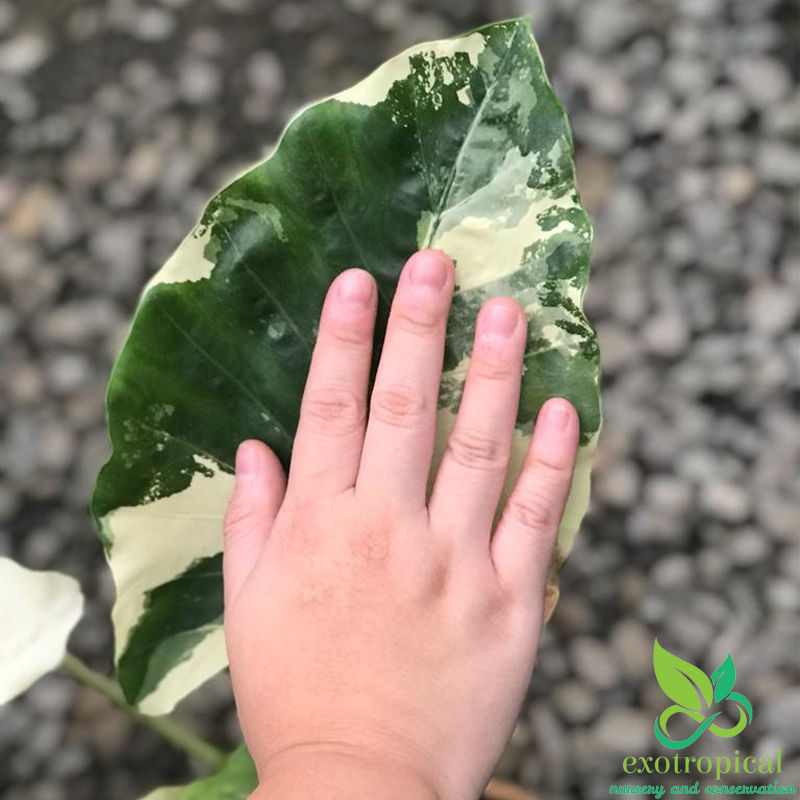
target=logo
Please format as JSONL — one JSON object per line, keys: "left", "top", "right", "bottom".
{"left": 653, "top": 639, "right": 753, "bottom": 750}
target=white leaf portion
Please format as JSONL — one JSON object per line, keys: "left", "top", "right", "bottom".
{"left": 103, "top": 456, "right": 234, "bottom": 713}
{"left": 432, "top": 148, "right": 580, "bottom": 293}
{"left": 145, "top": 225, "right": 215, "bottom": 291}
{"left": 335, "top": 30, "right": 486, "bottom": 107}
{"left": 136, "top": 627, "right": 227, "bottom": 716}
{"left": 0, "top": 559, "right": 84, "bottom": 704}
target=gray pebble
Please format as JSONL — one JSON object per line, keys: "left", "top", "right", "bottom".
{"left": 553, "top": 680, "right": 599, "bottom": 724}
{"left": 728, "top": 56, "right": 792, "bottom": 109}
{"left": 0, "top": 32, "right": 50, "bottom": 75}
{"left": 699, "top": 479, "right": 753, "bottom": 523}
{"left": 570, "top": 637, "right": 621, "bottom": 690}
{"left": 590, "top": 709, "right": 652, "bottom": 755}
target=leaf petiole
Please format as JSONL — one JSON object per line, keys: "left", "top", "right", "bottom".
{"left": 60, "top": 652, "right": 226, "bottom": 770}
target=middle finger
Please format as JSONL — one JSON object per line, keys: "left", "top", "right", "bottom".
{"left": 356, "top": 249, "right": 454, "bottom": 509}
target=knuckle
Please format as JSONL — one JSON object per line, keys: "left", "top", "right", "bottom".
{"left": 470, "top": 354, "right": 517, "bottom": 382}
{"left": 304, "top": 387, "right": 365, "bottom": 432}
{"left": 446, "top": 426, "right": 508, "bottom": 473}
{"left": 223, "top": 499, "right": 259, "bottom": 541}
{"left": 371, "top": 385, "right": 427, "bottom": 427}
{"left": 392, "top": 305, "right": 441, "bottom": 337}
{"left": 504, "top": 489, "right": 557, "bottom": 532}
{"left": 529, "top": 451, "right": 573, "bottom": 480}
{"left": 323, "top": 319, "right": 371, "bottom": 348}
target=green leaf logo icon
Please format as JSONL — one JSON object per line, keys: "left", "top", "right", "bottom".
{"left": 653, "top": 640, "right": 753, "bottom": 749}
{"left": 711, "top": 653, "right": 736, "bottom": 702}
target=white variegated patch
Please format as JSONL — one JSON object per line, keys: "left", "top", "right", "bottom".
{"left": 145, "top": 225, "right": 215, "bottom": 291}
{"left": 0, "top": 559, "right": 84, "bottom": 704}
{"left": 105, "top": 456, "right": 233, "bottom": 713}
{"left": 335, "top": 30, "right": 486, "bottom": 108}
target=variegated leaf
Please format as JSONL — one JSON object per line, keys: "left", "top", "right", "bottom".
{"left": 0, "top": 558, "right": 84, "bottom": 704}
{"left": 93, "top": 17, "right": 601, "bottom": 713}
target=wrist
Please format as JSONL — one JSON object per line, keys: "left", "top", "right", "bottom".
{"left": 251, "top": 746, "right": 442, "bottom": 800}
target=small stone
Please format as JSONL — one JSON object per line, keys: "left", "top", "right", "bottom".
{"left": 679, "top": 0, "right": 724, "bottom": 18}
{"left": 573, "top": 112, "right": 631, "bottom": 154}
{"left": 610, "top": 620, "right": 652, "bottom": 679}
{"left": 652, "top": 554, "right": 694, "bottom": 588}
{"left": 730, "top": 528, "right": 770, "bottom": 566}
{"left": 631, "top": 88, "right": 672, "bottom": 134}
{"left": 719, "top": 164, "right": 757, "bottom": 205}
{"left": 779, "top": 545, "right": 800, "bottom": 582}
{"left": 595, "top": 321, "right": 638, "bottom": 373}
{"left": 38, "top": 299, "right": 120, "bottom": 345}
{"left": 553, "top": 680, "right": 598, "bottom": 724}
{"left": 124, "top": 142, "right": 165, "bottom": 190}
{"left": 575, "top": 151, "right": 614, "bottom": 215}
{"left": 641, "top": 311, "right": 690, "bottom": 357}
{"left": 188, "top": 26, "right": 223, "bottom": 56}
{"left": 0, "top": 32, "right": 50, "bottom": 75}
{"left": 7, "top": 362, "right": 44, "bottom": 404}
{"left": 764, "top": 97, "right": 800, "bottom": 136}
{"left": 49, "top": 744, "right": 91, "bottom": 779}
{"left": 578, "top": 0, "right": 648, "bottom": 53}
{"left": 757, "top": 141, "right": 800, "bottom": 188}
{"left": 570, "top": 637, "right": 620, "bottom": 690}
{"left": 591, "top": 709, "right": 651, "bottom": 755}
{"left": 760, "top": 689, "right": 800, "bottom": 741}
{"left": 6, "top": 183, "right": 58, "bottom": 239}
{"left": 26, "top": 676, "right": 76, "bottom": 715}
{"left": 729, "top": 56, "right": 791, "bottom": 109}
{"left": 766, "top": 579, "right": 799, "bottom": 612}
{"left": 179, "top": 58, "right": 222, "bottom": 104}
{"left": 132, "top": 8, "right": 176, "bottom": 41}
{"left": 0, "top": 0, "right": 17, "bottom": 33}
{"left": 644, "top": 475, "right": 693, "bottom": 515}
{"left": 247, "top": 50, "right": 284, "bottom": 98}
{"left": 46, "top": 353, "right": 91, "bottom": 394}
{"left": 746, "top": 281, "right": 799, "bottom": 335}
{"left": 595, "top": 460, "right": 642, "bottom": 508}
{"left": 666, "top": 56, "right": 714, "bottom": 97}
{"left": 699, "top": 480, "right": 752, "bottom": 523}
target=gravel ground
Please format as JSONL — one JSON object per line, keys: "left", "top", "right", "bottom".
{"left": 0, "top": 1, "right": 798, "bottom": 799}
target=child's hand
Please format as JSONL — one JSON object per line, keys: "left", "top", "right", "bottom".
{"left": 223, "top": 250, "right": 579, "bottom": 800}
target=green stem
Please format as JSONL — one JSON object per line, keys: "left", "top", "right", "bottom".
{"left": 60, "top": 652, "right": 226, "bottom": 770}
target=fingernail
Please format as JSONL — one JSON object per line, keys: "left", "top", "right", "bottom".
{"left": 482, "top": 302, "right": 519, "bottom": 338}
{"left": 236, "top": 441, "right": 259, "bottom": 478}
{"left": 540, "top": 399, "right": 573, "bottom": 432}
{"left": 337, "top": 270, "right": 373, "bottom": 308}
{"left": 410, "top": 252, "right": 449, "bottom": 291}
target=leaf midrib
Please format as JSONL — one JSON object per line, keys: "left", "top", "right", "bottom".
{"left": 421, "top": 23, "right": 522, "bottom": 249}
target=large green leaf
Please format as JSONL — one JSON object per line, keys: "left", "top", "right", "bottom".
{"left": 0, "top": 558, "right": 84, "bottom": 704}
{"left": 93, "top": 17, "right": 601, "bottom": 712}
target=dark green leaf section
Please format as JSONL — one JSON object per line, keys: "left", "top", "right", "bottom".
{"left": 183, "top": 746, "right": 257, "bottom": 800}
{"left": 93, "top": 18, "right": 600, "bottom": 710}
{"left": 149, "top": 746, "right": 257, "bottom": 800}
{"left": 119, "top": 554, "right": 223, "bottom": 705}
